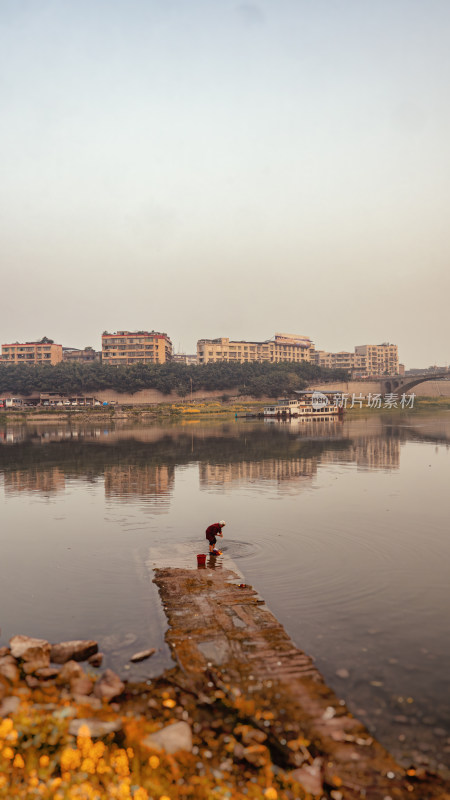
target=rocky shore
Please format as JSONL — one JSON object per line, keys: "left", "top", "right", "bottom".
{"left": 1, "top": 569, "right": 450, "bottom": 799}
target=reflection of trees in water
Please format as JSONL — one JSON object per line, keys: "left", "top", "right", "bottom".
{"left": 0, "top": 427, "right": 351, "bottom": 478}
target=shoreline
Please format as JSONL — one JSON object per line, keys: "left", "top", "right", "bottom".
{"left": 0, "top": 396, "right": 449, "bottom": 425}
{"left": 1, "top": 567, "right": 449, "bottom": 799}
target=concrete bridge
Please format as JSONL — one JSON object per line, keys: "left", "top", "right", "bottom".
{"left": 380, "top": 371, "right": 450, "bottom": 396}
{"left": 307, "top": 371, "right": 450, "bottom": 398}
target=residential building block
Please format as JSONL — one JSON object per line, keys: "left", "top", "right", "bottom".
{"left": 315, "top": 344, "right": 399, "bottom": 376}
{"left": 1, "top": 339, "right": 62, "bottom": 365}
{"left": 63, "top": 347, "right": 101, "bottom": 362}
{"left": 355, "top": 343, "right": 399, "bottom": 375}
{"left": 315, "top": 350, "right": 366, "bottom": 371}
{"left": 197, "top": 333, "right": 314, "bottom": 365}
{"left": 172, "top": 353, "right": 198, "bottom": 365}
{"left": 102, "top": 331, "right": 172, "bottom": 365}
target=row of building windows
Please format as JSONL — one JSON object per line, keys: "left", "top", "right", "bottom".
{"left": 104, "top": 354, "right": 159, "bottom": 359}
{"left": 3, "top": 346, "right": 51, "bottom": 352}
{"left": 103, "top": 345, "right": 160, "bottom": 350}
{"left": 3, "top": 354, "right": 52, "bottom": 359}
{"left": 104, "top": 339, "right": 157, "bottom": 345}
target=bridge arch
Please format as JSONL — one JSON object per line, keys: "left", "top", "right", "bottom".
{"left": 382, "top": 373, "right": 449, "bottom": 396}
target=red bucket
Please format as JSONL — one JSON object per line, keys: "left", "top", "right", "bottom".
{"left": 197, "top": 554, "right": 207, "bottom": 566}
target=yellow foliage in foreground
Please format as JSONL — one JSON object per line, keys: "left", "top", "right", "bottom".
{"left": 0, "top": 689, "right": 305, "bottom": 800}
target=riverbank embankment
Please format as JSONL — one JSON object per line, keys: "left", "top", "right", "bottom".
{"left": 1, "top": 396, "right": 449, "bottom": 426}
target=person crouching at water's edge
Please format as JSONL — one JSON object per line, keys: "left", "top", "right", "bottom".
{"left": 206, "top": 520, "right": 226, "bottom": 555}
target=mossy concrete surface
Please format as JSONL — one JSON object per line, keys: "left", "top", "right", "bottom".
{"left": 154, "top": 565, "right": 450, "bottom": 800}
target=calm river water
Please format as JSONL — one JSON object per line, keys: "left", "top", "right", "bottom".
{"left": 0, "top": 411, "right": 449, "bottom": 774}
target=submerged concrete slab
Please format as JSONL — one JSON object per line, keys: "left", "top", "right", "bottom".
{"left": 154, "top": 564, "right": 450, "bottom": 800}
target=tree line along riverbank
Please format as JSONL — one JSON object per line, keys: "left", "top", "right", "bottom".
{"left": 0, "top": 361, "right": 347, "bottom": 399}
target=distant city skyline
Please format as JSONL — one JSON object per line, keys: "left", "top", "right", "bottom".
{"left": 1, "top": 0, "right": 449, "bottom": 367}
{"left": 0, "top": 331, "right": 412, "bottom": 377}
{"left": 0, "top": 328, "right": 446, "bottom": 370}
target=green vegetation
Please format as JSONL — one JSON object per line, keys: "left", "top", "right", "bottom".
{"left": 415, "top": 396, "right": 450, "bottom": 409}
{"left": 344, "top": 395, "right": 450, "bottom": 413}
{"left": 0, "top": 361, "right": 348, "bottom": 398}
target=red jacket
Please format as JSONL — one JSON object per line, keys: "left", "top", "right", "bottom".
{"left": 206, "top": 523, "right": 223, "bottom": 539}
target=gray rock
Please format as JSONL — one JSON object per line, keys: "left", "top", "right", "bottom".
{"left": 57, "top": 660, "right": 84, "bottom": 684}
{"left": 0, "top": 696, "right": 20, "bottom": 717}
{"left": 68, "top": 718, "right": 123, "bottom": 738}
{"left": 0, "top": 656, "right": 20, "bottom": 683}
{"left": 10, "top": 635, "right": 51, "bottom": 662}
{"left": 88, "top": 652, "right": 104, "bottom": 668}
{"left": 71, "top": 695, "right": 102, "bottom": 710}
{"left": 233, "top": 742, "right": 245, "bottom": 759}
{"left": 142, "top": 721, "right": 193, "bottom": 754}
{"left": 50, "top": 640, "right": 98, "bottom": 664}
{"left": 70, "top": 676, "right": 94, "bottom": 697}
{"left": 93, "top": 669, "right": 125, "bottom": 701}
{"left": 336, "top": 668, "right": 350, "bottom": 679}
{"left": 23, "top": 654, "right": 51, "bottom": 674}
{"left": 130, "top": 648, "right": 156, "bottom": 663}
{"left": 289, "top": 758, "right": 324, "bottom": 796}
{"left": 35, "top": 667, "right": 60, "bottom": 680}
{"left": 25, "top": 676, "right": 41, "bottom": 688}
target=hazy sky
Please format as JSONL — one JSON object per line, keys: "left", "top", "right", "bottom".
{"left": 1, "top": 0, "right": 449, "bottom": 367}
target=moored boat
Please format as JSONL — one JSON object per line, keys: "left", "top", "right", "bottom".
{"left": 263, "top": 391, "right": 343, "bottom": 419}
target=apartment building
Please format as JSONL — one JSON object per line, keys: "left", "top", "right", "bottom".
{"left": 315, "top": 344, "right": 399, "bottom": 376}
{"left": 1, "top": 339, "right": 62, "bottom": 365}
{"left": 197, "top": 333, "right": 314, "bottom": 365}
{"left": 172, "top": 353, "right": 198, "bottom": 365}
{"left": 315, "top": 350, "right": 366, "bottom": 371}
{"left": 355, "top": 343, "right": 399, "bottom": 375}
{"left": 63, "top": 347, "right": 101, "bottom": 363}
{"left": 102, "top": 331, "right": 172, "bottom": 365}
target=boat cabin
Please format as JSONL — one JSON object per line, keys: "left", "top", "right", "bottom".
{"left": 263, "top": 398, "right": 301, "bottom": 417}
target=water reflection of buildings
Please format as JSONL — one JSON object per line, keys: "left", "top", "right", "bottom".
{"left": 199, "top": 458, "right": 317, "bottom": 488}
{"left": 104, "top": 465, "right": 175, "bottom": 508}
{"left": 321, "top": 437, "right": 400, "bottom": 470}
{"left": 199, "top": 433, "right": 401, "bottom": 492}
{"left": 3, "top": 468, "right": 65, "bottom": 494}
{"left": 0, "top": 428, "right": 104, "bottom": 445}
{"left": 1, "top": 416, "right": 447, "bottom": 503}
